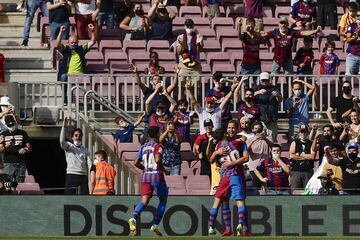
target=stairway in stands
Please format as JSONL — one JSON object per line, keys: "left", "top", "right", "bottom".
{"left": 0, "top": 5, "right": 56, "bottom": 83}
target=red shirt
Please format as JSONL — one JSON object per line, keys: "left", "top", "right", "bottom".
{"left": 0, "top": 53, "right": 5, "bottom": 83}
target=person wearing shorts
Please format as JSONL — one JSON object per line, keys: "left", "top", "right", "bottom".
{"left": 128, "top": 126, "right": 168, "bottom": 236}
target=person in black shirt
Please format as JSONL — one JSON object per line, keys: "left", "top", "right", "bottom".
{"left": 293, "top": 37, "right": 314, "bottom": 75}
{"left": 98, "top": 0, "right": 115, "bottom": 29}
{"left": 326, "top": 143, "right": 360, "bottom": 195}
{"left": 326, "top": 80, "right": 360, "bottom": 130}
{"left": 114, "top": 0, "right": 133, "bottom": 26}
{"left": 46, "top": 0, "right": 71, "bottom": 40}
{"left": 0, "top": 115, "right": 32, "bottom": 182}
{"left": 316, "top": 0, "right": 337, "bottom": 30}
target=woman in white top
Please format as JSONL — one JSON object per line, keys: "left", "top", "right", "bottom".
{"left": 340, "top": 109, "right": 360, "bottom": 143}
{"left": 120, "top": 3, "right": 149, "bottom": 40}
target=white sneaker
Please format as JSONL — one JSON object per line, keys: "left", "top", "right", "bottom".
{"left": 208, "top": 227, "right": 216, "bottom": 235}
{"left": 150, "top": 224, "right": 162, "bottom": 236}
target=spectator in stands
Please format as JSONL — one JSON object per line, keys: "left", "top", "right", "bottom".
{"left": 0, "top": 4, "right": 3, "bottom": 11}
{"left": 289, "top": 0, "right": 317, "bottom": 30}
{"left": 114, "top": 0, "right": 133, "bottom": 25}
{"left": 173, "top": 99, "right": 194, "bottom": 143}
{"left": 21, "top": 0, "right": 49, "bottom": 46}
{"left": 46, "top": 0, "right": 71, "bottom": 41}
{"left": 253, "top": 72, "right": 282, "bottom": 142}
{"left": 237, "top": 18, "right": 267, "bottom": 75}
{"left": 246, "top": 121, "right": 273, "bottom": 192}
{"left": 312, "top": 125, "right": 344, "bottom": 164}
{"left": 120, "top": 3, "right": 149, "bottom": 40}
{"left": 206, "top": 72, "right": 232, "bottom": 130}
{"left": 322, "top": 145, "right": 343, "bottom": 191}
{"left": 237, "top": 88, "right": 261, "bottom": 126}
{"left": 57, "top": 25, "right": 97, "bottom": 103}
{"left": 339, "top": 2, "right": 357, "bottom": 42}
{"left": 160, "top": 121, "right": 181, "bottom": 175}
{"left": 254, "top": 144, "right": 291, "bottom": 195}
{"left": 0, "top": 97, "right": 18, "bottom": 132}
{"left": 319, "top": 40, "right": 340, "bottom": 75}
{"left": 345, "top": 13, "right": 360, "bottom": 75}
{"left": 0, "top": 114, "right": 31, "bottom": 183}
{"left": 244, "top": 0, "right": 263, "bottom": 32}
{"left": 98, "top": 0, "right": 115, "bottom": 29}
{"left": 146, "top": 85, "right": 177, "bottom": 133}
{"left": 316, "top": 0, "right": 337, "bottom": 30}
{"left": 293, "top": 37, "right": 314, "bottom": 75}
{"left": 325, "top": 142, "right": 360, "bottom": 194}
{"left": 89, "top": 150, "right": 116, "bottom": 195}
{"left": 261, "top": 17, "right": 321, "bottom": 75}
{"left": 176, "top": 19, "right": 203, "bottom": 85}
{"left": 0, "top": 52, "right": 4, "bottom": 83}
{"left": 194, "top": 118, "right": 215, "bottom": 182}
{"left": 238, "top": 116, "right": 254, "bottom": 140}
{"left": 203, "top": 0, "right": 220, "bottom": 22}
{"left": 289, "top": 125, "right": 316, "bottom": 193}
{"left": 284, "top": 79, "right": 316, "bottom": 142}
{"left": 60, "top": 117, "right": 92, "bottom": 195}
{"left": 114, "top": 112, "right": 145, "bottom": 143}
{"left": 326, "top": 80, "right": 360, "bottom": 130}
{"left": 148, "top": 0, "right": 176, "bottom": 42}
{"left": 340, "top": 110, "right": 360, "bottom": 143}
{"left": 144, "top": 52, "right": 165, "bottom": 75}
{"left": 186, "top": 79, "right": 238, "bottom": 134}
{"left": 74, "top": 0, "right": 100, "bottom": 39}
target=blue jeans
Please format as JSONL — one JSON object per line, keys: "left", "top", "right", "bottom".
{"left": 163, "top": 164, "right": 181, "bottom": 175}
{"left": 59, "top": 73, "right": 68, "bottom": 103}
{"left": 240, "top": 64, "right": 261, "bottom": 75}
{"left": 271, "top": 60, "right": 294, "bottom": 75}
{"left": 50, "top": 21, "right": 70, "bottom": 40}
{"left": 346, "top": 53, "right": 360, "bottom": 75}
{"left": 23, "top": 0, "right": 48, "bottom": 41}
{"left": 98, "top": 12, "right": 115, "bottom": 29}
{"left": 3, "top": 162, "right": 26, "bottom": 183}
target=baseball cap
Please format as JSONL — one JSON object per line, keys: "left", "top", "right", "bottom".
{"left": 205, "top": 96, "right": 216, "bottom": 103}
{"left": 204, "top": 118, "right": 213, "bottom": 127}
{"left": 346, "top": 142, "right": 359, "bottom": 152}
{"left": 259, "top": 72, "right": 270, "bottom": 80}
{"left": 184, "top": 18, "right": 194, "bottom": 26}
{"left": 299, "top": 125, "right": 308, "bottom": 133}
{"left": 279, "top": 16, "right": 288, "bottom": 24}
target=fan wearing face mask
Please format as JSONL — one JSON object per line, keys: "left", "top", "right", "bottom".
{"left": 148, "top": 0, "right": 176, "bottom": 42}
{"left": 339, "top": 2, "right": 358, "bottom": 42}
{"left": 325, "top": 143, "right": 360, "bottom": 195}
{"left": 254, "top": 144, "right": 291, "bottom": 195}
{"left": 0, "top": 114, "right": 32, "bottom": 183}
{"left": 120, "top": 3, "right": 149, "bottom": 40}
{"left": 60, "top": 117, "right": 92, "bottom": 195}
{"left": 284, "top": 79, "right": 316, "bottom": 142}
{"left": 114, "top": 113, "right": 146, "bottom": 145}
{"left": 186, "top": 78, "right": 239, "bottom": 134}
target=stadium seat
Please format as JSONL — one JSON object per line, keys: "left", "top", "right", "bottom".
{"left": 203, "top": 40, "right": 221, "bottom": 52}
{"left": 99, "top": 39, "right": 122, "bottom": 55}
{"left": 216, "top": 28, "right": 238, "bottom": 44}
{"left": 206, "top": 52, "right": 231, "bottom": 67}
{"left": 179, "top": 6, "right": 202, "bottom": 18}
{"left": 212, "top": 63, "right": 235, "bottom": 74}
{"left": 275, "top": 6, "right": 291, "bottom": 18}
{"left": 123, "top": 40, "right": 147, "bottom": 55}
{"left": 225, "top": 4, "right": 244, "bottom": 19}
{"left": 99, "top": 28, "right": 124, "bottom": 40}
{"left": 222, "top": 39, "right": 243, "bottom": 53}
{"left": 92, "top": 76, "right": 115, "bottom": 99}
{"left": 192, "top": 17, "right": 211, "bottom": 29}
{"left": 185, "top": 175, "right": 210, "bottom": 195}
{"left": 158, "top": 52, "right": 176, "bottom": 65}
{"left": 25, "top": 175, "right": 36, "bottom": 183}
{"left": 85, "top": 51, "right": 104, "bottom": 64}
{"left": 211, "top": 17, "right": 234, "bottom": 32}
{"left": 105, "top": 51, "right": 128, "bottom": 65}
{"left": 129, "top": 52, "right": 150, "bottom": 68}
{"left": 180, "top": 142, "right": 192, "bottom": 151}
{"left": 116, "top": 142, "right": 141, "bottom": 159}
{"left": 146, "top": 40, "right": 170, "bottom": 53}
{"left": 86, "top": 63, "right": 110, "bottom": 73}
{"left": 202, "top": 6, "right": 226, "bottom": 18}
{"left": 181, "top": 151, "right": 197, "bottom": 161}
{"left": 197, "top": 28, "right": 216, "bottom": 40}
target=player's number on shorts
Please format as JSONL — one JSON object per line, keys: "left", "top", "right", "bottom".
{"left": 143, "top": 153, "right": 157, "bottom": 170}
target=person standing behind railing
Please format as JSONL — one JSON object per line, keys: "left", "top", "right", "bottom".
{"left": 293, "top": 37, "right": 314, "bottom": 75}
{"left": 60, "top": 117, "right": 92, "bottom": 195}
{"left": 284, "top": 79, "right": 316, "bottom": 142}
{"left": 46, "top": 0, "right": 71, "bottom": 41}
{"left": 339, "top": 2, "right": 357, "bottom": 43}
{"left": 345, "top": 12, "right": 360, "bottom": 75}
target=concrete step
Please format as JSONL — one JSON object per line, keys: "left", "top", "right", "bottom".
{"left": 3, "top": 48, "right": 50, "bottom": 58}
{"left": 0, "top": 26, "right": 40, "bottom": 38}
{"left": 5, "top": 58, "right": 53, "bottom": 69}
{"left": 0, "top": 12, "right": 29, "bottom": 25}
{"left": 5, "top": 69, "right": 57, "bottom": 82}
{"left": 0, "top": 38, "right": 42, "bottom": 47}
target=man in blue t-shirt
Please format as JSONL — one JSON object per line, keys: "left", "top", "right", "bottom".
{"left": 284, "top": 79, "right": 316, "bottom": 142}
{"left": 114, "top": 113, "right": 145, "bottom": 144}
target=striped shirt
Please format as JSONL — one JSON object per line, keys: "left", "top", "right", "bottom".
{"left": 175, "top": 111, "right": 191, "bottom": 143}
{"left": 257, "top": 157, "right": 290, "bottom": 191}
{"left": 137, "top": 141, "right": 165, "bottom": 184}
{"left": 216, "top": 140, "right": 247, "bottom": 178}
{"left": 240, "top": 32, "right": 265, "bottom": 68}
{"left": 346, "top": 23, "right": 360, "bottom": 57}
{"left": 319, "top": 52, "right": 339, "bottom": 75}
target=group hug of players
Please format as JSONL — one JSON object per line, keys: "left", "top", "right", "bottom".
{"left": 127, "top": 120, "right": 251, "bottom": 237}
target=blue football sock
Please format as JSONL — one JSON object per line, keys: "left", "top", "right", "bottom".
{"left": 154, "top": 202, "right": 166, "bottom": 225}
{"left": 133, "top": 202, "right": 145, "bottom": 220}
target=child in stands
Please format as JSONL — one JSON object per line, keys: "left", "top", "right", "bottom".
{"left": 114, "top": 112, "right": 145, "bottom": 144}
{"left": 293, "top": 37, "right": 314, "bottom": 75}
{"left": 319, "top": 40, "right": 340, "bottom": 75}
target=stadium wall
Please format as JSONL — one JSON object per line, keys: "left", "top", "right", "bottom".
{"left": 1, "top": 196, "right": 360, "bottom": 237}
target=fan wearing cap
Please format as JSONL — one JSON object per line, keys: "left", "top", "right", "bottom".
{"left": 0, "top": 114, "right": 32, "bottom": 183}
{"left": 288, "top": 0, "right": 317, "bottom": 30}
{"left": 186, "top": 79, "right": 239, "bottom": 134}
{"left": 252, "top": 72, "right": 282, "bottom": 142}
{"left": 260, "top": 16, "right": 321, "bottom": 75}
{"left": 148, "top": 0, "right": 176, "bottom": 42}
{"left": 289, "top": 125, "right": 316, "bottom": 193}
{"left": 0, "top": 96, "right": 17, "bottom": 132}
{"left": 176, "top": 18, "right": 203, "bottom": 85}
{"left": 284, "top": 78, "right": 316, "bottom": 142}
{"left": 325, "top": 142, "right": 360, "bottom": 195}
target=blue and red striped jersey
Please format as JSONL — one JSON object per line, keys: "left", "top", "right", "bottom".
{"left": 216, "top": 140, "right": 247, "bottom": 178}
{"left": 256, "top": 157, "right": 290, "bottom": 191}
{"left": 137, "top": 140, "right": 165, "bottom": 184}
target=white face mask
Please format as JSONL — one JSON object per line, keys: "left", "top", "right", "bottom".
{"left": 93, "top": 159, "right": 100, "bottom": 164}
{"left": 74, "top": 140, "right": 82, "bottom": 147}
{"left": 272, "top": 153, "right": 280, "bottom": 160}
{"left": 156, "top": 110, "right": 165, "bottom": 116}
{"left": 294, "top": 90, "right": 302, "bottom": 97}
{"left": 206, "top": 108, "right": 214, "bottom": 113}
{"left": 185, "top": 28, "right": 193, "bottom": 34}
{"left": 214, "top": 83, "right": 221, "bottom": 89}
{"left": 119, "top": 122, "right": 128, "bottom": 128}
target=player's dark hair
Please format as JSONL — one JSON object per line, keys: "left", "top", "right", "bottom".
{"left": 95, "top": 150, "right": 107, "bottom": 160}
{"left": 323, "top": 124, "right": 334, "bottom": 132}
{"left": 349, "top": 2, "right": 358, "bottom": 10}
{"left": 323, "top": 40, "right": 335, "bottom": 52}
{"left": 245, "top": 88, "right": 254, "bottom": 94}
{"left": 228, "top": 120, "right": 239, "bottom": 128}
{"left": 303, "top": 36, "right": 313, "bottom": 43}
{"left": 178, "top": 98, "right": 188, "bottom": 106}
{"left": 212, "top": 129, "right": 225, "bottom": 141}
{"left": 71, "top": 128, "right": 83, "bottom": 138}
{"left": 342, "top": 80, "right": 351, "bottom": 87}
{"left": 148, "top": 126, "right": 160, "bottom": 138}
{"left": 251, "top": 121, "right": 263, "bottom": 130}
{"left": 272, "top": 144, "right": 281, "bottom": 150}
{"left": 213, "top": 71, "right": 223, "bottom": 81}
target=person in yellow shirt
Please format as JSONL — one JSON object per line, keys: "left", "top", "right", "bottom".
{"left": 339, "top": 2, "right": 358, "bottom": 41}
{"left": 322, "top": 145, "right": 343, "bottom": 191}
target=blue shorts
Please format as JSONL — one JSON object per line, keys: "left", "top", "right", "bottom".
{"left": 141, "top": 181, "right": 168, "bottom": 197}
{"left": 229, "top": 175, "right": 246, "bottom": 200}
